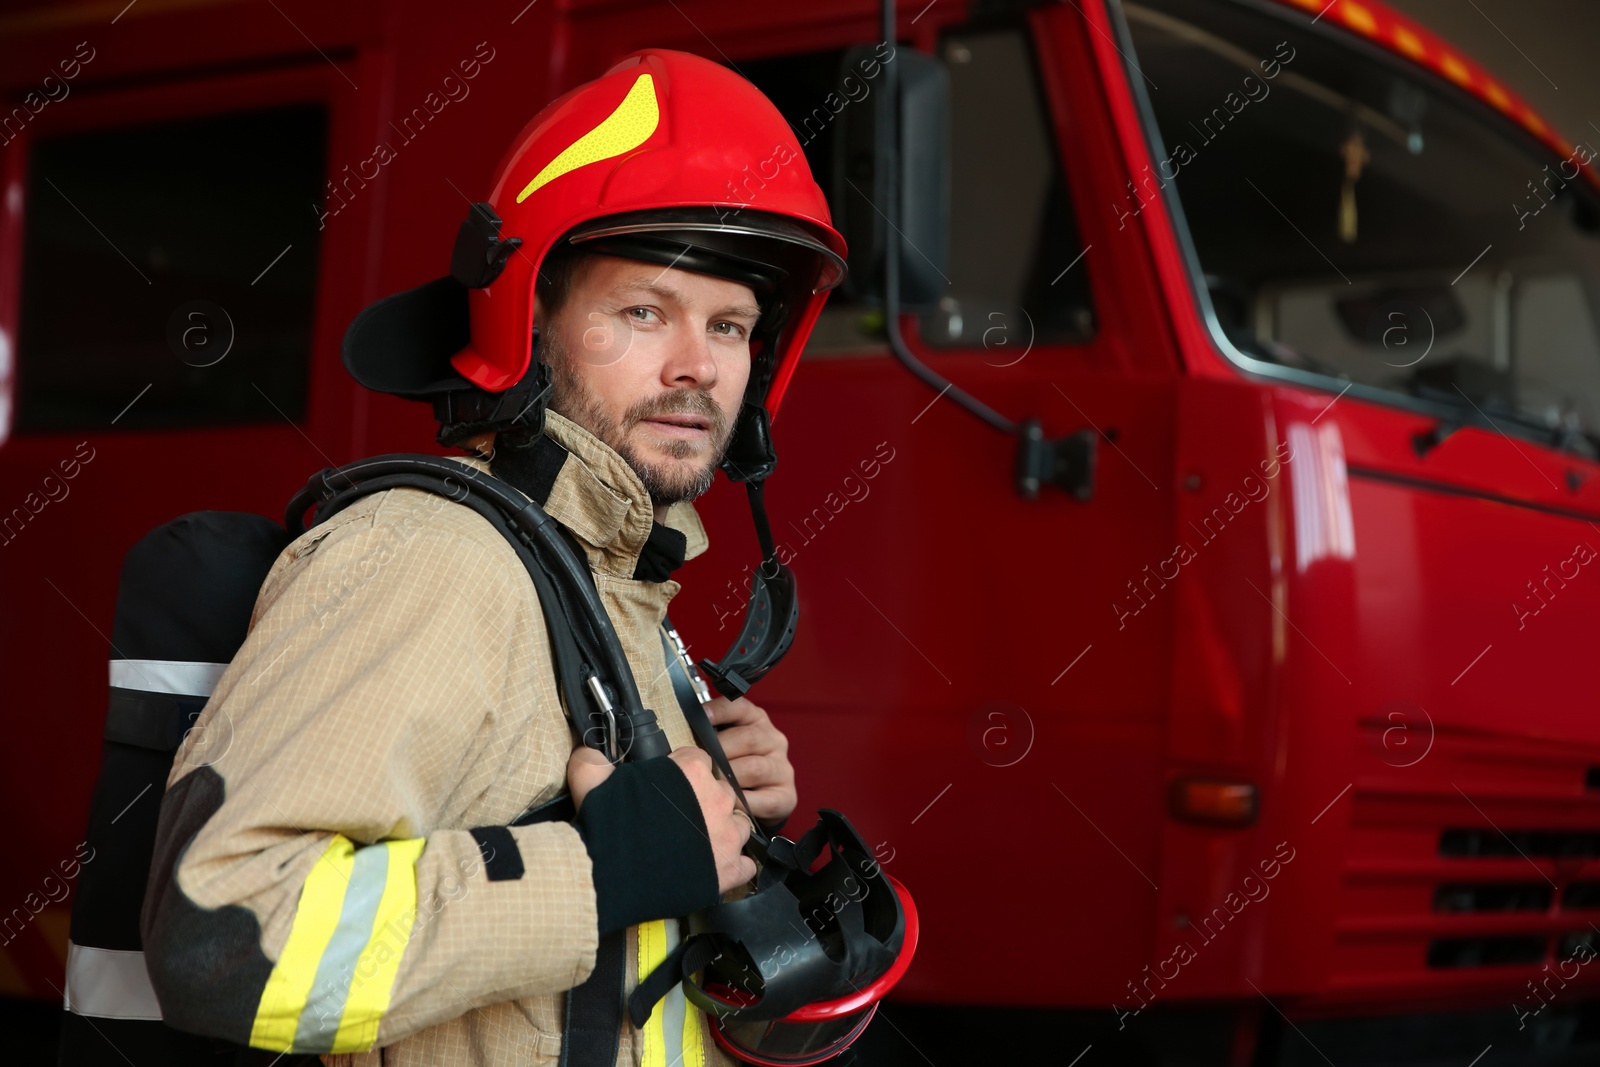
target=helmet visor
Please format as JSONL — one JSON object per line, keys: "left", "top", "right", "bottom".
{"left": 563, "top": 207, "right": 847, "bottom": 294}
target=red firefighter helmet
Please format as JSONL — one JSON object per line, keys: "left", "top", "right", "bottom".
{"left": 344, "top": 48, "right": 846, "bottom": 427}
{"left": 460, "top": 47, "right": 845, "bottom": 411}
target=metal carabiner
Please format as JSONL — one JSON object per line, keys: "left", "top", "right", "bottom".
{"left": 586, "top": 673, "right": 619, "bottom": 763}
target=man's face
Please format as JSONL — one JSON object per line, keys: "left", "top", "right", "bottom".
{"left": 537, "top": 254, "right": 759, "bottom": 507}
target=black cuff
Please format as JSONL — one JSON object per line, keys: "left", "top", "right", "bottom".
{"left": 572, "top": 757, "right": 721, "bottom": 935}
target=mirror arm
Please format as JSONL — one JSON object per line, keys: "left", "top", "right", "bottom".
{"left": 1412, "top": 418, "right": 1461, "bottom": 457}
{"left": 875, "top": 0, "right": 1093, "bottom": 501}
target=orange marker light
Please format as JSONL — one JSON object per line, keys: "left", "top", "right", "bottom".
{"left": 1169, "top": 777, "right": 1259, "bottom": 826}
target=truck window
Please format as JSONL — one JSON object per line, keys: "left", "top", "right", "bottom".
{"left": 1122, "top": 0, "right": 1600, "bottom": 454}
{"left": 15, "top": 104, "right": 326, "bottom": 433}
{"left": 924, "top": 28, "right": 1093, "bottom": 349}
{"left": 741, "top": 28, "right": 1093, "bottom": 353}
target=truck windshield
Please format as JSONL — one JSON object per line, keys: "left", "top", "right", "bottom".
{"left": 1122, "top": 0, "right": 1600, "bottom": 455}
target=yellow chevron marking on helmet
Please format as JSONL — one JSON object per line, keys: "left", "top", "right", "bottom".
{"left": 516, "top": 73, "right": 659, "bottom": 203}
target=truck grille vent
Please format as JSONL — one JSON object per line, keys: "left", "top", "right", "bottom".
{"left": 1426, "top": 935, "right": 1546, "bottom": 968}
{"left": 1563, "top": 883, "right": 1600, "bottom": 910}
{"left": 1433, "top": 883, "right": 1551, "bottom": 913}
{"left": 1439, "top": 828, "right": 1600, "bottom": 859}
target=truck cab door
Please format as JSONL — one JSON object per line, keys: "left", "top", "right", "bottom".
{"left": 1117, "top": 0, "right": 1600, "bottom": 1013}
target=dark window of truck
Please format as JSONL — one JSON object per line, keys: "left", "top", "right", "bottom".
{"left": 1123, "top": 0, "right": 1600, "bottom": 455}
{"left": 741, "top": 29, "right": 1093, "bottom": 353}
{"left": 16, "top": 104, "right": 327, "bottom": 433}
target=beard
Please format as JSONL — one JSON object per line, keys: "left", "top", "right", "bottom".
{"left": 541, "top": 328, "right": 735, "bottom": 507}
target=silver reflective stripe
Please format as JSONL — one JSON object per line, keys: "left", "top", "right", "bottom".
{"left": 662, "top": 919, "right": 686, "bottom": 1065}
{"left": 108, "top": 659, "right": 228, "bottom": 697}
{"left": 293, "top": 842, "right": 392, "bottom": 1051}
{"left": 64, "top": 941, "right": 164, "bottom": 1021}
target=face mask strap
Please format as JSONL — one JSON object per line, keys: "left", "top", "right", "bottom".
{"left": 700, "top": 404, "right": 797, "bottom": 699}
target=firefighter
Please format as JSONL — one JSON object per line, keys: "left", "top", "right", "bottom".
{"left": 140, "top": 49, "right": 848, "bottom": 1066}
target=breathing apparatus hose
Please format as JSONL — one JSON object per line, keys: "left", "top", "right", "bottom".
{"left": 284, "top": 455, "right": 670, "bottom": 763}
{"left": 292, "top": 469, "right": 605, "bottom": 753}
{"left": 510, "top": 491, "right": 671, "bottom": 760}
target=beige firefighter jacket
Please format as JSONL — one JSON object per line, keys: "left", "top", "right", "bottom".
{"left": 140, "top": 408, "right": 738, "bottom": 1066}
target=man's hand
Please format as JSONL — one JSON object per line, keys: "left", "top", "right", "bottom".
{"left": 705, "top": 695, "right": 797, "bottom": 826}
{"left": 667, "top": 748, "right": 757, "bottom": 893}
{"left": 568, "top": 746, "right": 756, "bottom": 894}
{"left": 567, "top": 746, "right": 616, "bottom": 810}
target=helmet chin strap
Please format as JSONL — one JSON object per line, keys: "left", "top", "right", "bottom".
{"left": 698, "top": 402, "right": 798, "bottom": 700}
{"left": 431, "top": 336, "right": 551, "bottom": 450}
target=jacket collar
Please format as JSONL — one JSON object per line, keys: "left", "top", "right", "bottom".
{"left": 449, "top": 409, "right": 709, "bottom": 580}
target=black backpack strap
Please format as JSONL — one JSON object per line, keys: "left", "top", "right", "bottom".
{"left": 287, "top": 454, "right": 664, "bottom": 762}
{"left": 103, "top": 688, "right": 208, "bottom": 751}
{"left": 506, "top": 794, "right": 626, "bottom": 1067}
{"left": 506, "top": 790, "right": 573, "bottom": 827}
{"left": 626, "top": 935, "right": 721, "bottom": 1028}
{"left": 558, "top": 929, "right": 627, "bottom": 1067}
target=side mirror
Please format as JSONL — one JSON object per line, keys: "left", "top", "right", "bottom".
{"left": 832, "top": 44, "right": 950, "bottom": 309}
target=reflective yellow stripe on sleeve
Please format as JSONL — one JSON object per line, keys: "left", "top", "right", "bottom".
{"left": 681, "top": 991, "right": 707, "bottom": 1067}
{"left": 249, "top": 835, "right": 425, "bottom": 1054}
{"left": 638, "top": 919, "right": 669, "bottom": 1067}
{"left": 639, "top": 917, "right": 705, "bottom": 1067}
{"left": 334, "top": 837, "right": 426, "bottom": 1051}
{"left": 250, "top": 836, "right": 355, "bottom": 1051}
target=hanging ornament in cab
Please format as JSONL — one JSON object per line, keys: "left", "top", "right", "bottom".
{"left": 1340, "top": 127, "right": 1370, "bottom": 242}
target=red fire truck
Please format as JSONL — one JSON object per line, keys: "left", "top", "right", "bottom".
{"left": 4, "top": 0, "right": 1600, "bottom": 1061}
